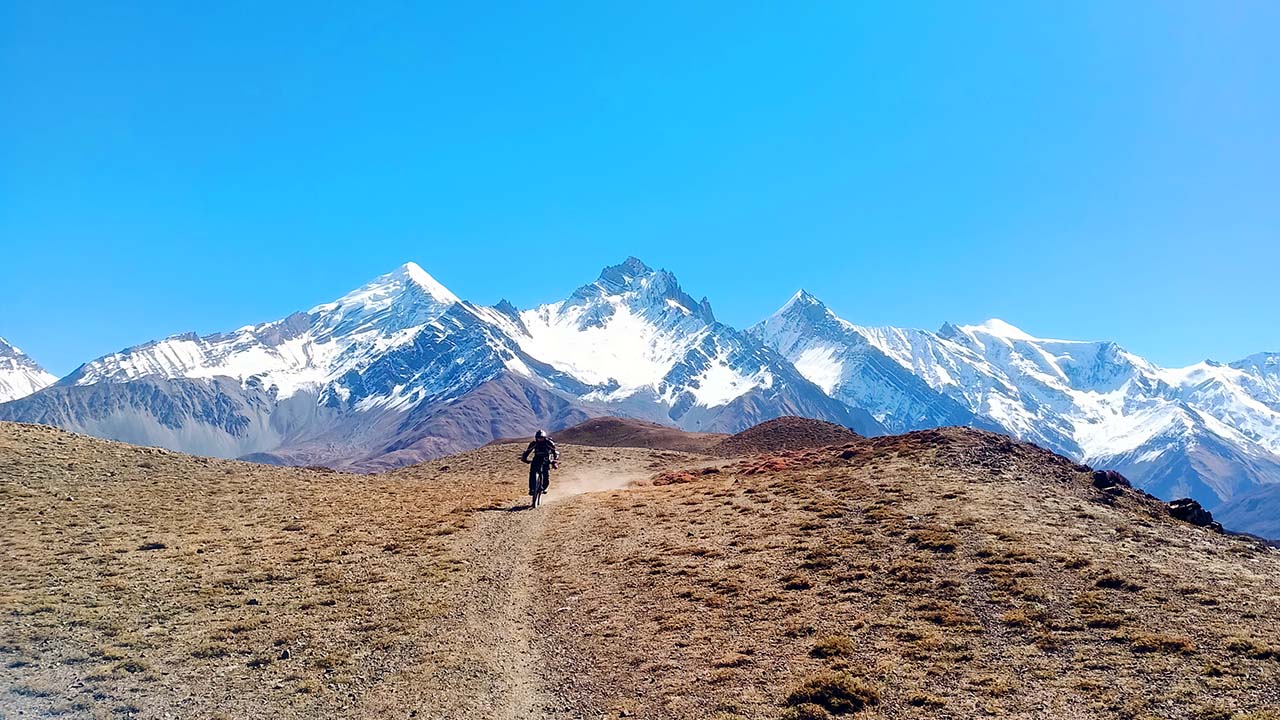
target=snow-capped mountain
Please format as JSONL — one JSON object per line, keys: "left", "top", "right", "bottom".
{"left": 4, "top": 257, "right": 1276, "bottom": 536}
{"left": 0, "top": 263, "right": 589, "bottom": 466}
{"left": 0, "top": 337, "right": 57, "bottom": 402}
{"left": 0, "top": 259, "right": 879, "bottom": 470}
{"left": 508, "top": 258, "right": 881, "bottom": 435}
{"left": 750, "top": 292, "right": 997, "bottom": 434}
{"left": 754, "top": 294, "right": 1280, "bottom": 537}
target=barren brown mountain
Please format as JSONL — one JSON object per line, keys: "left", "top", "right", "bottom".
{"left": 507, "top": 416, "right": 727, "bottom": 454}
{"left": 709, "top": 415, "right": 859, "bottom": 457}
{"left": 3, "top": 420, "right": 1280, "bottom": 719}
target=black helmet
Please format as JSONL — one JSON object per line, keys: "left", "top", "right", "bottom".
{"left": 535, "top": 429, "right": 546, "bottom": 439}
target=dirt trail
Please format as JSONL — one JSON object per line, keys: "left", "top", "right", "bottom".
{"left": 453, "top": 506, "right": 558, "bottom": 719}
{"left": 436, "top": 458, "right": 648, "bottom": 719}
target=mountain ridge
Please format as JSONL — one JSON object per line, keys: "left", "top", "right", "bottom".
{"left": 3, "top": 259, "right": 1278, "bottom": 536}
{"left": 752, "top": 291, "right": 1280, "bottom": 537}
{"left": 0, "top": 259, "right": 881, "bottom": 473}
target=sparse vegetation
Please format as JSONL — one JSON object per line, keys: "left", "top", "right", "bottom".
{"left": 784, "top": 672, "right": 881, "bottom": 714}
{"left": 533, "top": 426, "right": 1280, "bottom": 719}
{"left": 4, "top": 421, "right": 1280, "bottom": 719}
{"left": 809, "top": 635, "right": 856, "bottom": 659}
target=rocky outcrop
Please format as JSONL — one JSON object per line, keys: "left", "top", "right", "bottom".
{"left": 1167, "top": 498, "right": 1224, "bottom": 533}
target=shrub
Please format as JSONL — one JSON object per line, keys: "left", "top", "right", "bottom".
{"left": 1094, "top": 571, "right": 1141, "bottom": 592}
{"left": 782, "top": 575, "right": 813, "bottom": 591}
{"left": 908, "top": 529, "right": 957, "bottom": 553}
{"left": 1127, "top": 633, "right": 1195, "bottom": 655}
{"left": 1226, "top": 637, "right": 1277, "bottom": 660}
{"left": 1001, "top": 609, "right": 1032, "bottom": 628}
{"left": 784, "top": 672, "right": 881, "bottom": 714}
{"left": 907, "top": 692, "right": 947, "bottom": 708}
{"left": 114, "top": 658, "right": 150, "bottom": 674}
{"left": 809, "top": 635, "right": 856, "bottom": 659}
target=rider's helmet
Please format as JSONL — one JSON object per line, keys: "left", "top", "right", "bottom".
{"left": 535, "top": 429, "right": 546, "bottom": 439}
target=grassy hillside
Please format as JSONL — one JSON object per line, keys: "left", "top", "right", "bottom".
{"left": 3, "top": 421, "right": 1279, "bottom": 719}
{"left": 536, "top": 430, "right": 1280, "bottom": 719}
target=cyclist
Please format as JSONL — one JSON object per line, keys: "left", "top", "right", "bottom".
{"left": 520, "top": 429, "right": 559, "bottom": 498}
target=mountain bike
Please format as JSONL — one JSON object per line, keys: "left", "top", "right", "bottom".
{"left": 528, "top": 458, "right": 551, "bottom": 508}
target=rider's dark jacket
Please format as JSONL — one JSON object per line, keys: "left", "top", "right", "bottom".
{"left": 521, "top": 436, "right": 559, "bottom": 464}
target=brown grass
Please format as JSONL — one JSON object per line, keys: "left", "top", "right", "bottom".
{"left": 0, "top": 423, "right": 659, "bottom": 717}
{"left": 6, "top": 422, "right": 1280, "bottom": 719}
{"left": 533, "top": 427, "right": 1280, "bottom": 719}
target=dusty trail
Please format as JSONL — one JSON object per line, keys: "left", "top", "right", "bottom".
{"left": 460, "top": 503, "right": 558, "bottom": 719}
{"left": 432, "top": 459, "right": 647, "bottom": 719}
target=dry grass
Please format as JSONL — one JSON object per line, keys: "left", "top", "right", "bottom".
{"left": 534, "top": 427, "right": 1280, "bottom": 719}
{"left": 0, "top": 422, "right": 632, "bottom": 718}
{"left": 6, "top": 422, "right": 1280, "bottom": 719}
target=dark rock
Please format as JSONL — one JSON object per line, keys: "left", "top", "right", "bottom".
{"left": 1092, "top": 470, "right": 1131, "bottom": 491}
{"left": 1168, "top": 498, "right": 1222, "bottom": 531}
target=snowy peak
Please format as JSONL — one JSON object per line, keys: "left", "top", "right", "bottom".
{"left": 399, "top": 261, "right": 461, "bottom": 305}
{"left": 0, "top": 337, "right": 44, "bottom": 372}
{"left": 64, "top": 261, "right": 475, "bottom": 398}
{"left": 508, "top": 259, "right": 855, "bottom": 427}
{"left": 315, "top": 261, "right": 459, "bottom": 319}
{"left": 958, "top": 318, "right": 1037, "bottom": 341}
{"left": 783, "top": 289, "right": 825, "bottom": 309}
{"left": 595, "top": 256, "right": 654, "bottom": 292}
{"left": 0, "top": 337, "right": 58, "bottom": 402}
{"left": 752, "top": 295, "right": 986, "bottom": 434}
{"left": 774, "top": 289, "right": 838, "bottom": 323}
{"left": 762, "top": 295, "right": 1280, "bottom": 533}
{"left": 516, "top": 260, "right": 735, "bottom": 397}
{"left": 943, "top": 318, "right": 1066, "bottom": 348}
{"left": 566, "top": 257, "right": 714, "bottom": 324}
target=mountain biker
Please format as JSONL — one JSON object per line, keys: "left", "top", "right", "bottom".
{"left": 520, "top": 429, "right": 559, "bottom": 495}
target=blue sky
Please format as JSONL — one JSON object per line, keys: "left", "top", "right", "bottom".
{"left": 2, "top": 2, "right": 1277, "bottom": 375}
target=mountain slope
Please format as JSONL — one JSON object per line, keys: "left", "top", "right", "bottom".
{"left": 6, "top": 421, "right": 1280, "bottom": 719}
{"left": 751, "top": 292, "right": 1000, "bottom": 434}
{"left": 539, "top": 426, "right": 1280, "bottom": 719}
{"left": 0, "top": 337, "right": 56, "bottom": 402}
{"left": 512, "top": 258, "right": 883, "bottom": 436}
{"left": 753, "top": 296, "right": 1280, "bottom": 536}
{"left": 521, "top": 416, "right": 727, "bottom": 454}
{"left": 0, "top": 264, "right": 581, "bottom": 467}
{"left": 929, "top": 320, "right": 1280, "bottom": 513}
{"left": 0, "top": 259, "right": 882, "bottom": 469}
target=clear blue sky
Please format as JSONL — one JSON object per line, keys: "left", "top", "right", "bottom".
{"left": 2, "top": 2, "right": 1277, "bottom": 376}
